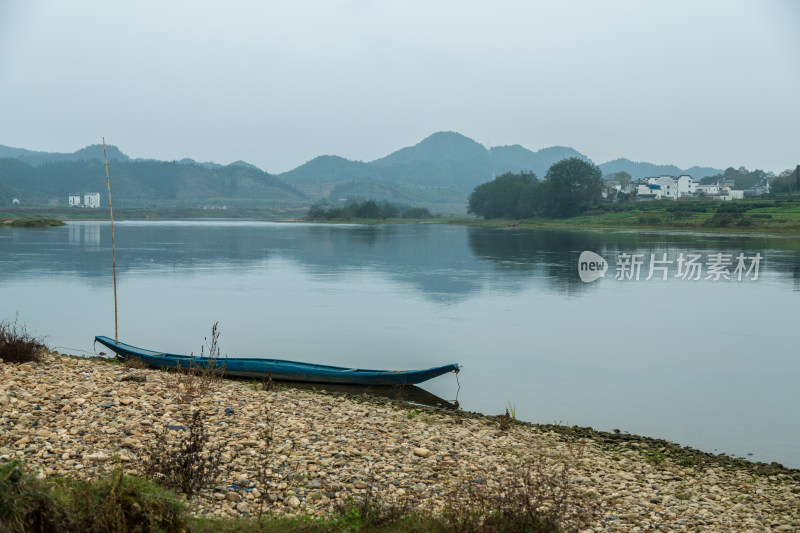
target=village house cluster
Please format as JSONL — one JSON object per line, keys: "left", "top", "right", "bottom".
{"left": 605, "top": 175, "right": 771, "bottom": 201}
{"left": 68, "top": 192, "right": 101, "bottom": 208}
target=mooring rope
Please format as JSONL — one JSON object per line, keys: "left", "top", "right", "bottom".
{"left": 52, "top": 345, "right": 108, "bottom": 357}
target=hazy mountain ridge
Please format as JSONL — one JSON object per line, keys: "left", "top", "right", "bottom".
{"left": 0, "top": 157, "right": 305, "bottom": 206}
{"left": 278, "top": 132, "right": 596, "bottom": 203}
{"left": 0, "top": 143, "right": 130, "bottom": 166}
{"left": 1, "top": 134, "right": 725, "bottom": 207}
{"left": 489, "top": 144, "right": 591, "bottom": 180}
{"left": 599, "top": 158, "right": 722, "bottom": 181}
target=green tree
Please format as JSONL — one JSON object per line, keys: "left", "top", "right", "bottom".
{"left": 306, "top": 203, "right": 326, "bottom": 220}
{"left": 467, "top": 172, "right": 539, "bottom": 219}
{"left": 379, "top": 201, "right": 399, "bottom": 219}
{"left": 353, "top": 200, "right": 380, "bottom": 218}
{"left": 541, "top": 158, "right": 603, "bottom": 218}
{"left": 606, "top": 171, "right": 632, "bottom": 187}
{"left": 771, "top": 165, "right": 800, "bottom": 194}
{"left": 401, "top": 207, "right": 432, "bottom": 218}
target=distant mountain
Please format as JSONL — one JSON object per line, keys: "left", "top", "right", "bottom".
{"left": 176, "top": 158, "right": 223, "bottom": 169}
{"left": 0, "top": 143, "right": 130, "bottom": 166}
{"left": 370, "top": 131, "right": 491, "bottom": 192}
{"left": 0, "top": 156, "right": 305, "bottom": 207}
{"left": 490, "top": 145, "right": 591, "bottom": 180}
{"left": 1, "top": 135, "right": 727, "bottom": 209}
{"left": 280, "top": 155, "right": 376, "bottom": 184}
{"left": 279, "top": 132, "right": 594, "bottom": 204}
{"left": 600, "top": 158, "right": 722, "bottom": 181}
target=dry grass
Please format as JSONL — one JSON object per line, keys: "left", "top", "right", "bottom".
{"left": 163, "top": 322, "right": 226, "bottom": 404}
{"left": 0, "top": 316, "right": 46, "bottom": 365}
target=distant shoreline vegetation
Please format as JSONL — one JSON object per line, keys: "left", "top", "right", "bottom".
{"left": 461, "top": 158, "right": 800, "bottom": 233}
{"left": 306, "top": 200, "right": 433, "bottom": 221}
{"left": 0, "top": 217, "right": 64, "bottom": 228}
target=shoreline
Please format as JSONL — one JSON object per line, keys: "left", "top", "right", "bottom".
{"left": 2, "top": 352, "right": 798, "bottom": 530}
{"left": 2, "top": 205, "right": 800, "bottom": 237}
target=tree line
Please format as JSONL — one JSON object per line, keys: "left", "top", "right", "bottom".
{"left": 468, "top": 157, "right": 604, "bottom": 219}
{"left": 306, "top": 200, "right": 432, "bottom": 220}
{"left": 770, "top": 165, "right": 800, "bottom": 194}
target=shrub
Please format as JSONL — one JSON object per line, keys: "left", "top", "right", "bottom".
{"left": 0, "top": 461, "right": 188, "bottom": 533}
{"left": 332, "top": 444, "right": 600, "bottom": 532}
{"left": 67, "top": 468, "right": 188, "bottom": 532}
{"left": 0, "top": 461, "right": 66, "bottom": 533}
{"left": 164, "top": 322, "right": 226, "bottom": 404}
{"left": 401, "top": 207, "right": 432, "bottom": 219}
{"left": 0, "top": 316, "right": 46, "bottom": 364}
{"left": 141, "top": 410, "right": 228, "bottom": 497}
{"left": 637, "top": 214, "right": 662, "bottom": 225}
{"left": 705, "top": 212, "right": 743, "bottom": 227}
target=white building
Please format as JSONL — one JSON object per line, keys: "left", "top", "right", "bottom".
{"left": 675, "top": 175, "right": 695, "bottom": 197}
{"left": 695, "top": 184, "right": 720, "bottom": 196}
{"left": 719, "top": 187, "right": 744, "bottom": 201}
{"left": 83, "top": 192, "right": 101, "bottom": 208}
{"left": 644, "top": 175, "right": 695, "bottom": 200}
{"left": 636, "top": 182, "right": 663, "bottom": 200}
{"left": 69, "top": 194, "right": 82, "bottom": 207}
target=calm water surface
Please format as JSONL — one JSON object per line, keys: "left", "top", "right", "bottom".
{"left": 1, "top": 221, "right": 798, "bottom": 467}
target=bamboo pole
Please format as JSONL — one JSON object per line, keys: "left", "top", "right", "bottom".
{"left": 103, "top": 138, "right": 118, "bottom": 342}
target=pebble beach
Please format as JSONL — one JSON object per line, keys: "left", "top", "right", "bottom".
{"left": 1, "top": 352, "right": 799, "bottom": 532}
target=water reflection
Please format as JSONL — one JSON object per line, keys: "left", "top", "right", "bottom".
{"left": 467, "top": 227, "right": 800, "bottom": 293}
{"left": 69, "top": 223, "right": 100, "bottom": 247}
{"left": 1, "top": 222, "right": 799, "bottom": 296}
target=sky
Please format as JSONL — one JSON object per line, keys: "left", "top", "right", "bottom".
{"left": 1, "top": 0, "right": 798, "bottom": 174}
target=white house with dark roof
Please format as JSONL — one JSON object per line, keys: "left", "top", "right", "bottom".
{"left": 83, "top": 192, "right": 100, "bottom": 208}
{"left": 637, "top": 175, "right": 695, "bottom": 200}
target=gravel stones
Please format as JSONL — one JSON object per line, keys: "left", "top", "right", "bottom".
{"left": 1, "top": 353, "right": 799, "bottom": 531}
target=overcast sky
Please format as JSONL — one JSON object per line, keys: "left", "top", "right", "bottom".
{"left": 1, "top": 1, "right": 798, "bottom": 174}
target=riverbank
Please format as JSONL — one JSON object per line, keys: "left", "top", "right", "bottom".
{"left": 3, "top": 201, "right": 800, "bottom": 236}
{"left": 1, "top": 352, "right": 798, "bottom": 531}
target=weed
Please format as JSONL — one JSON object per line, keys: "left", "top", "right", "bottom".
{"left": 67, "top": 467, "right": 188, "bottom": 532}
{"left": 644, "top": 448, "right": 667, "bottom": 465}
{"left": 120, "top": 355, "right": 148, "bottom": 370}
{"left": 676, "top": 478, "right": 693, "bottom": 500}
{"left": 1, "top": 461, "right": 186, "bottom": 533}
{"left": 0, "top": 315, "right": 46, "bottom": 364}
{"left": 248, "top": 374, "right": 275, "bottom": 393}
{"left": 406, "top": 409, "right": 421, "bottom": 419}
{"left": 253, "top": 414, "right": 274, "bottom": 519}
{"left": 441, "top": 445, "right": 600, "bottom": 531}
{"left": 164, "top": 322, "right": 226, "bottom": 404}
{"left": 141, "top": 409, "right": 228, "bottom": 497}
{"left": 0, "top": 460, "right": 67, "bottom": 533}
{"left": 333, "top": 485, "right": 412, "bottom": 531}
{"left": 507, "top": 401, "right": 517, "bottom": 422}
{"left": 498, "top": 408, "right": 512, "bottom": 432}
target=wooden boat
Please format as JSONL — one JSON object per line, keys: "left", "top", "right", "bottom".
{"left": 94, "top": 336, "right": 459, "bottom": 386}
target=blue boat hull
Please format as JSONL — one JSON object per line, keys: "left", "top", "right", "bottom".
{"left": 94, "top": 336, "right": 459, "bottom": 386}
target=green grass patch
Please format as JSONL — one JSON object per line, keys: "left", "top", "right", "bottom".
{"left": 1, "top": 457, "right": 595, "bottom": 532}
{"left": 0, "top": 461, "right": 187, "bottom": 533}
